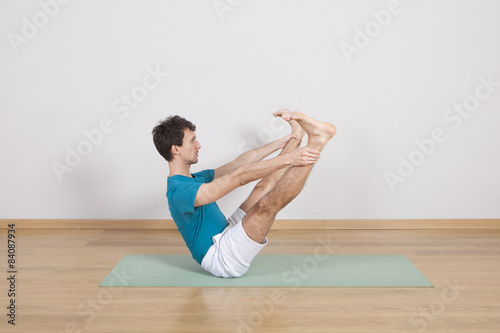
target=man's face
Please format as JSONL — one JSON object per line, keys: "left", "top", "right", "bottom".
{"left": 178, "top": 129, "right": 201, "bottom": 165}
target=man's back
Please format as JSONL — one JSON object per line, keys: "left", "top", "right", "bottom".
{"left": 167, "top": 169, "right": 229, "bottom": 264}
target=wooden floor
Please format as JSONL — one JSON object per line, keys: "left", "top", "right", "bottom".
{"left": 1, "top": 227, "right": 499, "bottom": 332}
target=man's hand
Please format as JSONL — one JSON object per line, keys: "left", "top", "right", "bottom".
{"left": 286, "top": 147, "right": 321, "bottom": 166}
{"left": 277, "top": 134, "right": 299, "bottom": 150}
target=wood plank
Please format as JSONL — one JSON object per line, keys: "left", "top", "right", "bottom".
{"left": 1, "top": 218, "right": 499, "bottom": 230}
{"left": 2, "top": 228, "right": 499, "bottom": 332}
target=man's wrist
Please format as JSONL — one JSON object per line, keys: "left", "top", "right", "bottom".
{"left": 270, "top": 139, "right": 283, "bottom": 153}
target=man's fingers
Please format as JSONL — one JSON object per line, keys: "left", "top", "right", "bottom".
{"left": 282, "top": 134, "right": 298, "bottom": 145}
{"left": 304, "top": 158, "right": 319, "bottom": 165}
{"left": 299, "top": 153, "right": 320, "bottom": 165}
{"left": 300, "top": 147, "right": 320, "bottom": 154}
{"left": 302, "top": 148, "right": 321, "bottom": 156}
{"left": 291, "top": 147, "right": 321, "bottom": 166}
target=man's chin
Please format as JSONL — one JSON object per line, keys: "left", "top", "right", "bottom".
{"left": 188, "top": 159, "right": 198, "bottom": 165}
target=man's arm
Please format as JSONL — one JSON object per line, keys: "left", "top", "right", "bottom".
{"left": 194, "top": 146, "right": 320, "bottom": 207}
{"left": 213, "top": 134, "right": 297, "bottom": 179}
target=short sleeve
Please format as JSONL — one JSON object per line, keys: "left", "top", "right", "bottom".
{"left": 169, "top": 182, "right": 203, "bottom": 215}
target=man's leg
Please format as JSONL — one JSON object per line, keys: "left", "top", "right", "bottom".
{"left": 239, "top": 110, "right": 305, "bottom": 213}
{"left": 242, "top": 111, "right": 336, "bottom": 243}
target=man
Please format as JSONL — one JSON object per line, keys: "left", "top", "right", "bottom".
{"left": 152, "top": 109, "right": 336, "bottom": 278}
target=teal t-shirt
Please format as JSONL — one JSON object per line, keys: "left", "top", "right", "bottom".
{"left": 166, "top": 169, "right": 229, "bottom": 264}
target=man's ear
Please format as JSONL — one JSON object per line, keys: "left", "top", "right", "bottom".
{"left": 170, "top": 145, "right": 180, "bottom": 157}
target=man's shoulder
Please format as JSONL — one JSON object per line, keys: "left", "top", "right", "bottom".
{"left": 166, "top": 169, "right": 214, "bottom": 200}
{"left": 192, "top": 169, "right": 215, "bottom": 183}
{"left": 166, "top": 175, "right": 189, "bottom": 197}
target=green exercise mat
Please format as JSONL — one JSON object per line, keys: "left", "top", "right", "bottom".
{"left": 99, "top": 254, "right": 433, "bottom": 287}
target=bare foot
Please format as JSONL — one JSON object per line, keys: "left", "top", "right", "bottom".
{"left": 273, "top": 108, "right": 306, "bottom": 139}
{"left": 273, "top": 108, "right": 294, "bottom": 122}
{"left": 290, "top": 111, "right": 336, "bottom": 151}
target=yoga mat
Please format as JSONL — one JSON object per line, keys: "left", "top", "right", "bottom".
{"left": 99, "top": 254, "right": 433, "bottom": 287}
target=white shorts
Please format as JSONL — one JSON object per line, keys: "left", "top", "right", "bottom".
{"left": 201, "top": 208, "right": 268, "bottom": 278}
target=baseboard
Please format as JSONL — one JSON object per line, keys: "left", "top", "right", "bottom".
{"left": 1, "top": 219, "right": 499, "bottom": 230}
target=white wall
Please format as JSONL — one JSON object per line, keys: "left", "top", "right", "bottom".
{"left": 1, "top": 0, "right": 499, "bottom": 219}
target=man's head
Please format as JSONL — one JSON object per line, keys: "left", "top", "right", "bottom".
{"left": 152, "top": 115, "right": 200, "bottom": 164}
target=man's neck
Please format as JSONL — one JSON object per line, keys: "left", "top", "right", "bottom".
{"left": 168, "top": 161, "right": 192, "bottom": 178}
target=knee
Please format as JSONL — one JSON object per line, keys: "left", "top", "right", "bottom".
{"left": 255, "top": 195, "right": 278, "bottom": 217}
{"left": 254, "top": 177, "right": 273, "bottom": 193}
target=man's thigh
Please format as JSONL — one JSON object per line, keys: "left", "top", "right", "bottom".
{"left": 241, "top": 196, "right": 278, "bottom": 244}
{"left": 202, "top": 209, "right": 267, "bottom": 278}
